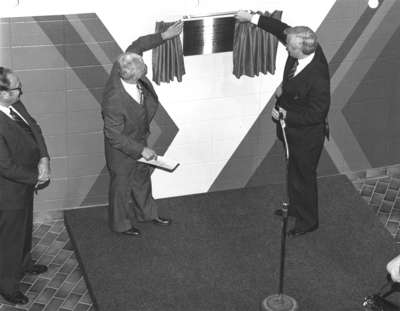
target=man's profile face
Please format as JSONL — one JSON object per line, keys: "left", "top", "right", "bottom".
{"left": 133, "top": 61, "right": 147, "bottom": 80}
{"left": 286, "top": 34, "right": 303, "bottom": 59}
{"left": 0, "top": 73, "right": 22, "bottom": 106}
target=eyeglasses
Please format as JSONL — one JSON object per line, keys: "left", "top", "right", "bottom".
{"left": 8, "top": 86, "right": 23, "bottom": 95}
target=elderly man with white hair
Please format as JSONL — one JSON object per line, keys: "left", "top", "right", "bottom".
{"left": 235, "top": 11, "right": 330, "bottom": 237}
{"left": 101, "top": 21, "right": 182, "bottom": 237}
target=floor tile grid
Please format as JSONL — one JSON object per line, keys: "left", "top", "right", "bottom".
{"left": 352, "top": 167, "right": 400, "bottom": 244}
{"left": 0, "top": 221, "right": 94, "bottom": 311}
{"left": 2, "top": 166, "right": 400, "bottom": 310}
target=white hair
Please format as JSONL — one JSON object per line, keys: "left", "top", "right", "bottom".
{"left": 284, "top": 26, "right": 318, "bottom": 55}
{"left": 117, "top": 52, "right": 145, "bottom": 80}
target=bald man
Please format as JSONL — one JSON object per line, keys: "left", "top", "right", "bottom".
{"left": 0, "top": 67, "right": 50, "bottom": 305}
{"left": 236, "top": 11, "right": 330, "bottom": 237}
{"left": 101, "top": 21, "right": 183, "bottom": 236}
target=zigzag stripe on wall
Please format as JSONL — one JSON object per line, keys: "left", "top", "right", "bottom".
{"left": 1, "top": 13, "right": 179, "bottom": 210}
{"left": 209, "top": 0, "right": 400, "bottom": 192}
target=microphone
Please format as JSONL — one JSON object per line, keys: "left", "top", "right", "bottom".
{"left": 277, "top": 106, "right": 286, "bottom": 128}
{"left": 274, "top": 93, "right": 285, "bottom": 124}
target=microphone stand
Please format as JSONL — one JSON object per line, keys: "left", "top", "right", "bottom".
{"left": 261, "top": 111, "right": 298, "bottom": 311}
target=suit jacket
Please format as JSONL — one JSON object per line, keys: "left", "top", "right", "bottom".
{"left": 102, "top": 33, "right": 164, "bottom": 174}
{"left": 0, "top": 101, "right": 49, "bottom": 210}
{"left": 257, "top": 15, "right": 330, "bottom": 142}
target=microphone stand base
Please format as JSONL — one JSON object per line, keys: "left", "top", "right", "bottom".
{"left": 261, "top": 294, "right": 298, "bottom": 311}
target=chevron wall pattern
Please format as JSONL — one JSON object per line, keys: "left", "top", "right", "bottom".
{"left": 1, "top": 0, "right": 399, "bottom": 214}
{"left": 0, "top": 13, "right": 179, "bottom": 212}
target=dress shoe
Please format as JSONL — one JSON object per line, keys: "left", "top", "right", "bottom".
{"left": 287, "top": 225, "right": 318, "bottom": 237}
{"left": 152, "top": 217, "right": 172, "bottom": 226}
{"left": 122, "top": 227, "right": 141, "bottom": 236}
{"left": 25, "top": 264, "right": 48, "bottom": 275}
{"left": 1, "top": 291, "right": 29, "bottom": 305}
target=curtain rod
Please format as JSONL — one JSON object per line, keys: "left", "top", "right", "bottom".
{"left": 182, "top": 11, "right": 237, "bottom": 21}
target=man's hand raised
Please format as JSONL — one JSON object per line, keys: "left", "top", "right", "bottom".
{"left": 235, "top": 10, "right": 252, "bottom": 23}
{"left": 161, "top": 20, "right": 183, "bottom": 40}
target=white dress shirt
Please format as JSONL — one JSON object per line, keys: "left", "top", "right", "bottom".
{"left": 121, "top": 79, "right": 142, "bottom": 104}
{"left": 0, "top": 104, "right": 29, "bottom": 124}
{"left": 294, "top": 53, "right": 314, "bottom": 77}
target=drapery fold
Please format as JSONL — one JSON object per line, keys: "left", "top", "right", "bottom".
{"left": 152, "top": 12, "right": 282, "bottom": 83}
{"left": 233, "top": 10, "right": 282, "bottom": 79}
{"left": 152, "top": 21, "right": 185, "bottom": 85}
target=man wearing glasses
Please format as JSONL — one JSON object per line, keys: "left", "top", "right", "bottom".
{"left": 0, "top": 67, "right": 50, "bottom": 305}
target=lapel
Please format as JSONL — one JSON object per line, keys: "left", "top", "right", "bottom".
{"left": 113, "top": 74, "right": 155, "bottom": 111}
{"left": 283, "top": 56, "right": 297, "bottom": 83}
{"left": 108, "top": 63, "right": 157, "bottom": 131}
{"left": 111, "top": 73, "right": 149, "bottom": 128}
{"left": 0, "top": 109, "right": 13, "bottom": 130}
{"left": 0, "top": 109, "right": 25, "bottom": 140}
{"left": 109, "top": 61, "right": 158, "bottom": 105}
{"left": 111, "top": 69, "right": 142, "bottom": 105}
{"left": 11, "top": 101, "right": 30, "bottom": 125}
{"left": 1, "top": 102, "right": 36, "bottom": 143}
{"left": 0, "top": 107, "right": 18, "bottom": 131}
{"left": 284, "top": 48, "right": 320, "bottom": 85}
{"left": 115, "top": 77, "right": 137, "bottom": 105}
{"left": 139, "top": 77, "right": 158, "bottom": 101}
{"left": 292, "top": 56, "right": 314, "bottom": 81}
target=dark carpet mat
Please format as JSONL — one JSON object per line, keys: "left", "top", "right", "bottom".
{"left": 65, "top": 175, "right": 399, "bottom": 311}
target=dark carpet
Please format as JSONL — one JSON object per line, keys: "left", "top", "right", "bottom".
{"left": 65, "top": 175, "right": 399, "bottom": 311}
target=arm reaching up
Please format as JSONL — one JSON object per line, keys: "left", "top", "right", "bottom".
{"left": 161, "top": 20, "right": 183, "bottom": 40}
{"left": 126, "top": 20, "right": 183, "bottom": 55}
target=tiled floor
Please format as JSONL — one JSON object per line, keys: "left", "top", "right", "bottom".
{"left": 351, "top": 167, "right": 400, "bottom": 243}
{"left": 0, "top": 221, "right": 93, "bottom": 311}
{"left": 1, "top": 167, "right": 400, "bottom": 311}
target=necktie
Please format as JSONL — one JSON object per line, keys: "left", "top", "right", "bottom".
{"left": 287, "top": 59, "right": 299, "bottom": 80}
{"left": 136, "top": 83, "right": 144, "bottom": 105}
{"left": 9, "top": 107, "right": 35, "bottom": 140}
{"left": 137, "top": 81, "right": 149, "bottom": 133}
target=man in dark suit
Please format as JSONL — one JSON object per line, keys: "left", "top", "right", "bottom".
{"left": 0, "top": 67, "right": 51, "bottom": 305}
{"left": 102, "top": 21, "right": 183, "bottom": 237}
{"left": 236, "top": 11, "right": 330, "bottom": 237}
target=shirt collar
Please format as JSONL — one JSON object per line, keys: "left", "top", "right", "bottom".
{"left": 0, "top": 104, "right": 11, "bottom": 117}
{"left": 298, "top": 52, "right": 315, "bottom": 67}
{"left": 0, "top": 104, "right": 28, "bottom": 124}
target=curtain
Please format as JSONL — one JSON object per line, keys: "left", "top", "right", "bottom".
{"left": 233, "top": 10, "right": 282, "bottom": 79}
{"left": 152, "top": 21, "right": 185, "bottom": 85}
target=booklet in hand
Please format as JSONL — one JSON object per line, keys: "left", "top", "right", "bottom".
{"left": 138, "top": 155, "right": 179, "bottom": 172}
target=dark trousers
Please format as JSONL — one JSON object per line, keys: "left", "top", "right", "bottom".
{"left": 108, "top": 161, "right": 158, "bottom": 232}
{"left": 0, "top": 206, "right": 33, "bottom": 295}
{"left": 285, "top": 127, "right": 325, "bottom": 230}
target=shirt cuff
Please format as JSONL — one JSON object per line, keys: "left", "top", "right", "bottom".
{"left": 251, "top": 13, "right": 260, "bottom": 25}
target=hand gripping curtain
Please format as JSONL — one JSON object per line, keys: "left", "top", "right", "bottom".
{"left": 233, "top": 10, "right": 282, "bottom": 79}
{"left": 152, "top": 21, "right": 186, "bottom": 85}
